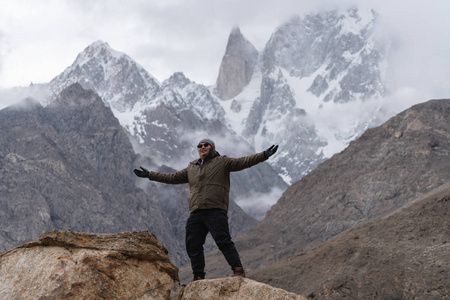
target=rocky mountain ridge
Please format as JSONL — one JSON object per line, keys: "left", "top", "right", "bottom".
{"left": 250, "top": 180, "right": 450, "bottom": 299}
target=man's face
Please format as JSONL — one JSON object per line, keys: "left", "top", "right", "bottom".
{"left": 197, "top": 142, "right": 211, "bottom": 160}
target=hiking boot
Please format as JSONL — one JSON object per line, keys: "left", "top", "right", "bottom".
{"left": 233, "top": 266, "right": 246, "bottom": 278}
{"left": 193, "top": 275, "right": 204, "bottom": 281}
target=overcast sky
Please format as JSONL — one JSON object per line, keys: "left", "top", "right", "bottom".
{"left": 1, "top": 0, "right": 449, "bottom": 102}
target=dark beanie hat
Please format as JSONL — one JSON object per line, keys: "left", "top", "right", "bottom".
{"left": 199, "top": 138, "right": 215, "bottom": 150}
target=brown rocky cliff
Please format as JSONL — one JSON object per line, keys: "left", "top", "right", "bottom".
{"left": 250, "top": 181, "right": 450, "bottom": 299}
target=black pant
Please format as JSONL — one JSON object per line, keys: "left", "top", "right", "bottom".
{"left": 185, "top": 209, "right": 242, "bottom": 278}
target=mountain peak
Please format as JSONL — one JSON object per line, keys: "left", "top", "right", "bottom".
{"left": 89, "top": 40, "right": 110, "bottom": 48}
{"left": 162, "top": 72, "right": 191, "bottom": 89}
{"left": 73, "top": 40, "right": 125, "bottom": 67}
{"left": 48, "top": 41, "right": 160, "bottom": 113}
{"left": 51, "top": 83, "right": 100, "bottom": 107}
{"left": 216, "top": 27, "right": 259, "bottom": 100}
{"left": 230, "top": 26, "right": 242, "bottom": 36}
{"left": 263, "top": 8, "right": 384, "bottom": 103}
{"left": 9, "top": 97, "right": 42, "bottom": 111}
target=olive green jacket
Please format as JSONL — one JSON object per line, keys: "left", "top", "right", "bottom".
{"left": 148, "top": 151, "right": 267, "bottom": 213}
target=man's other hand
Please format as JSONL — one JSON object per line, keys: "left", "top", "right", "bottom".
{"left": 134, "top": 166, "right": 150, "bottom": 178}
{"left": 264, "top": 145, "right": 278, "bottom": 158}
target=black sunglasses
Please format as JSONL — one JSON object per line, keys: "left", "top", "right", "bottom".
{"left": 197, "top": 143, "right": 210, "bottom": 148}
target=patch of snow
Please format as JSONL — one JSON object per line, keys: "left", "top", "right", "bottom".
{"left": 216, "top": 71, "right": 263, "bottom": 137}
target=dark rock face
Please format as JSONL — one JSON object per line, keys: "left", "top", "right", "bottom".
{"left": 216, "top": 27, "right": 259, "bottom": 100}
{"left": 0, "top": 83, "right": 179, "bottom": 262}
{"left": 242, "top": 72, "right": 325, "bottom": 181}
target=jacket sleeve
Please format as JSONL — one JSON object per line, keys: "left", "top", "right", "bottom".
{"left": 148, "top": 168, "right": 189, "bottom": 184}
{"left": 224, "top": 151, "right": 267, "bottom": 172}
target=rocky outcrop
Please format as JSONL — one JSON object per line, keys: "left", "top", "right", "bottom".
{"left": 216, "top": 27, "right": 259, "bottom": 100}
{"left": 0, "top": 230, "right": 179, "bottom": 299}
{"left": 0, "top": 230, "right": 307, "bottom": 300}
{"left": 181, "top": 277, "right": 306, "bottom": 300}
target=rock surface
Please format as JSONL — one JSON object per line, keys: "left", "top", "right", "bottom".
{"left": 181, "top": 277, "right": 306, "bottom": 300}
{"left": 216, "top": 27, "right": 259, "bottom": 100}
{"left": 0, "top": 230, "right": 179, "bottom": 300}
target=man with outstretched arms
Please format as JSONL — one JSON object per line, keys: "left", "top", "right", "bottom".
{"left": 134, "top": 138, "right": 278, "bottom": 281}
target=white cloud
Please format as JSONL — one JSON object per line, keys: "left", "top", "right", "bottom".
{"left": 0, "top": 0, "right": 449, "bottom": 104}
{"left": 234, "top": 186, "right": 285, "bottom": 220}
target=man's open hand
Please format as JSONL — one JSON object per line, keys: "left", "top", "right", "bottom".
{"left": 264, "top": 145, "right": 279, "bottom": 158}
{"left": 134, "top": 166, "right": 150, "bottom": 178}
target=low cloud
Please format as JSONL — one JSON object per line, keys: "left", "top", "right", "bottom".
{"left": 234, "top": 186, "right": 285, "bottom": 220}
{"left": 2, "top": 0, "right": 450, "bottom": 104}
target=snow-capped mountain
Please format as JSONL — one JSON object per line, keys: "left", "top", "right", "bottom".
{"left": 39, "top": 40, "right": 287, "bottom": 219}
{"left": 7, "top": 8, "right": 395, "bottom": 216}
{"left": 262, "top": 9, "right": 385, "bottom": 103}
{"left": 216, "top": 8, "right": 390, "bottom": 183}
{"left": 48, "top": 40, "right": 160, "bottom": 113}
{"left": 47, "top": 42, "right": 232, "bottom": 161}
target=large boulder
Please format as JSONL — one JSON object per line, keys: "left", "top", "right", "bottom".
{"left": 0, "top": 230, "right": 179, "bottom": 299}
